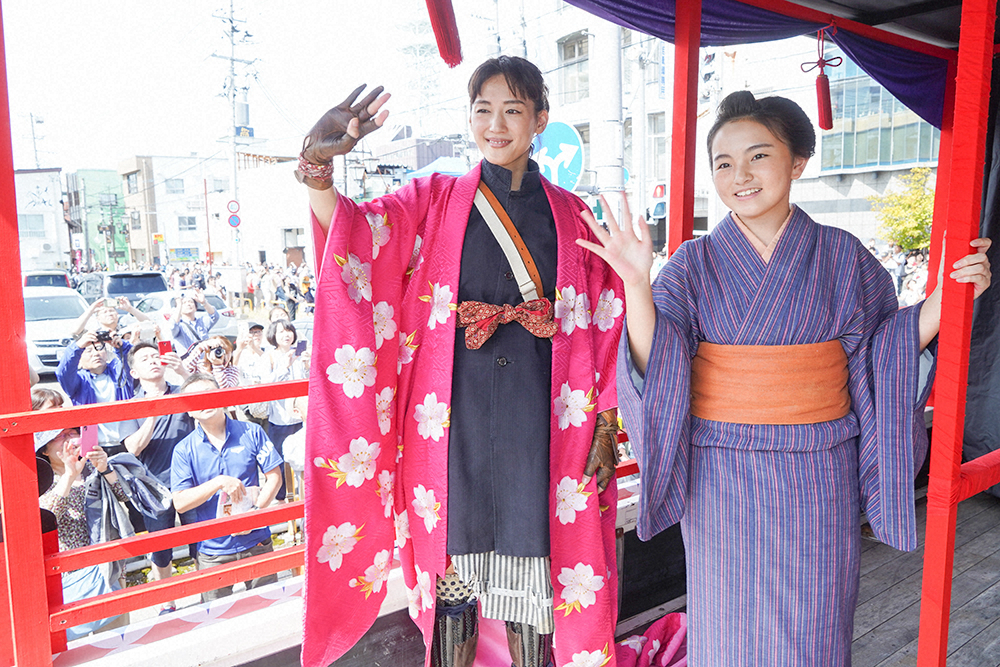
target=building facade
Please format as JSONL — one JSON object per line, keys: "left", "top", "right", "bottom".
{"left": 15, "top": 167, "right": 70, "bottom": 271}
{"left": 65, "top": 169, "right": 127, "bottom": 269}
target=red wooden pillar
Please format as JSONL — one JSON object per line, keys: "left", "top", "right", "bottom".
{"left": 0, "top": 1, "right": 55, "bottom": 665}
{"left": 667, "top": 0, "right": 701, "bottom": 253}
{"left": 926, "top": 59, "right": 957, "bottom": 296}
{"left": 916, "top": 0, "right": 996, "bottom": 665}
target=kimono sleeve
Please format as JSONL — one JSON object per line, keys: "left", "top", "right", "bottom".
{"left": 616, "top": 243, "right": 699, "bottom": 540}
{"left": 850, "top": 249, "right": 934, "bottom": 551}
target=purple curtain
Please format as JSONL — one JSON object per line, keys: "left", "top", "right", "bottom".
{"left": 563, "top": 0, "right": 949, "bottom": 128}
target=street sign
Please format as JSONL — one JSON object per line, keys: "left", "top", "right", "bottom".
{"left": 235, "top": 126, "right": 254, "bottom": 138}
{"left": 228, "top": 214, "right": 240, "bottom": 228}
{"left": 227, "top": 200, "right": 240, "bottom": 214}
{"left": 532, "top": 121, "right": 584, "bottom": 191}
{"left": 153, "top": 233, "right": 164, "bottom": 242}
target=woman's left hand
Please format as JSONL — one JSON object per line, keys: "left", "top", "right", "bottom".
{"left": 949, "top": 237, "right": 992, "bottom": 299}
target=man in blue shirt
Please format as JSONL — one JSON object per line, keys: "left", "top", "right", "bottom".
{"left": 171, "top": 373, "right": 284, "bottom": 601}
{"left": 170, "top": 289, "right": 219, "bottom": 353}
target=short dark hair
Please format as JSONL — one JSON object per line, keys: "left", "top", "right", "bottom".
{"left": 127, "top": 340, "right": 159, "bottom": 368}
{"left": 468, "top": 56, "right": 549, "bottom": 114}
{"left": 707, "top": 91, "right": 816, "bottom": 163}
{"left": 180, "top": 372, "right": 219, "bottom": 392}
{"left": 266, "top": 319, "right": 297, "bottom": 347}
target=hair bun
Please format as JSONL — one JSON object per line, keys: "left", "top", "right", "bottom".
{"left": 718, "top": 90, "right": 757, "bottom": 118}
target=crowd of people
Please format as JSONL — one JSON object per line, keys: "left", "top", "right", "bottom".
{"left": 29, "top": 286, "right": 311, "bottom": 634}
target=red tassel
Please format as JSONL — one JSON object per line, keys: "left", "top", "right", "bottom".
{"left": 816, "top": 73, "right": 833, "bottom": 130}
{"left": 424, "top": 0, "right": 463, "bottom": 68}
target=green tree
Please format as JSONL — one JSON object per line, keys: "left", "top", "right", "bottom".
{"left": 868, "top": 167, "right": 935, "bottom": 250}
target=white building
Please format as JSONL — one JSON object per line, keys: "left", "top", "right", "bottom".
{"left": 15, "top": 167, "right": 71, "bottom": 271}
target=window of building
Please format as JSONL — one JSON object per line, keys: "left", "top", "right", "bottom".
{"left": 130, "top": 210, "right": 142, "bottom": 231}
{"left": 125, "top": 172, "right": 138, "bottom": 194}
{"left": 98, "top": 193, "right": 117, "bottom": 207}
{"left": 178, "top": 216, "right": 197, "bottom": 232}
{"left": 212, "top": 177, "right": 229, "bottom": 193}
{"left": 18, "top": 214, "right": 45, "bottom": 238}
{"left": 648, "top": 112, "right": 667, "bottom": 182}
{"left": 165, "top": 178, "right": 185, "bottom": 194}
{"left": 821, "top": 47, "right": 939, "bottom": 171}
{"left": 559, "top": 32, "right": 589, "bottom": 104}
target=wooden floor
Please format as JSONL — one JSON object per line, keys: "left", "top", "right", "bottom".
{"left": 854, "top": 491, "right": 1000, "bottom": 667}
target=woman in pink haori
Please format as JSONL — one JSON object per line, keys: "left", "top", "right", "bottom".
{"left": 297, "top": 56, "right": 625, "bottom": 667}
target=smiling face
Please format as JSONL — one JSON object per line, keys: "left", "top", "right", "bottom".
{"left": 470, "top": 74, "right": 548, "bottom": 178}
{"left": 710, "top": 119, "right": 808, "bottom": 232}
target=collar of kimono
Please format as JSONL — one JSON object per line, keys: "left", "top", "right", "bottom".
{"left": 731, "top": 205, "right": 796, "bottom": 263}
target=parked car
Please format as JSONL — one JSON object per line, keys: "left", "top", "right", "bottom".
{"left": 22, "top": 286, "right": 90, "bottom": 371}
{"left": 130, "top": 290, "right": 239, "bottom": 344}
{"left": 76, "top": 271, "right": 168, "bottom": 307}
{"left": 23, "top": 270, "right": 72, "bottom": 289}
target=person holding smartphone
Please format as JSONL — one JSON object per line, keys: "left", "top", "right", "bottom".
{"left": 170, "top": 289, "right": 219, "bottom": 354}
{"left": 253, "top": 320, "right": 308, "bottom": 501}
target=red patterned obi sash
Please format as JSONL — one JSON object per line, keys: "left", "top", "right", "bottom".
{"left": 456, "top": 299, "right": 557, "bottom": 350}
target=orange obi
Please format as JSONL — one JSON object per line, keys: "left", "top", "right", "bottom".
{"left": 690, "top": 340, "right": 851, "bottom": 425}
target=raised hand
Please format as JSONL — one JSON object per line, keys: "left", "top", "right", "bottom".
{"left": 576, "top": 193, "right": 654, "bottom": 288}
{"left": 302, "top": 85, "right": 391, "bottom": 165}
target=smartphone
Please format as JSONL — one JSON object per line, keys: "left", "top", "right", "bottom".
{"left": 295, "top": 339, "right": 308, "bottom": 356}
{"left": 158, "top": 340, "right": 173, "bottom": 365}
{"left": 104, "top": 297, "right": 116, "bottom": 308}
{"left": 78, "top": 424, "right": 98, "bottom": 458}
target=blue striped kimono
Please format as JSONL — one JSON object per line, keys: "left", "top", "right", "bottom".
{"left": 618, "top": 207, "right": 933, "bottom": 666}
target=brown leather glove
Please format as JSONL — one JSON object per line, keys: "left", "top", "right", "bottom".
{"left": 302, "top": 84, "right": 387, "bottom": 164}
{"left": 583, "top": 408, "right": 619, "bottom": 492}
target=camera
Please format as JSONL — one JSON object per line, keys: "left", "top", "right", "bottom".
{"left": 211, "top": 347, "right": 225, "bottom": 359}
{"left": 95, "top": 330, "right": 113, "bottom": 343}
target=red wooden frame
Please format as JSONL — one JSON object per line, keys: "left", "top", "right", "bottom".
{"left": 4, "top": 0, "right": 1000, "bottom": 665}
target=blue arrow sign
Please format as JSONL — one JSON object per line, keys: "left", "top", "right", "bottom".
{"left": 532, "top": 121, "right": 584, "bottom": 191}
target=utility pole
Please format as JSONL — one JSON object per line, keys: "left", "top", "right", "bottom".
{"left": 590, "top": 22, "right": 625, "bottom": 218}
{"left": 211, "top": 0, "right": 253, "bottom": 267}
{"left": 29, "top": 113, "right": 42, "bottom": 169}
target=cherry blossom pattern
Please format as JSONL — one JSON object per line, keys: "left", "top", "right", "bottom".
{"left": 316, "top": 522, "right": 364, "bottom": 572}
{"left": 555, "top": 476, "right": 592, "bottom": 525}
{"left": 554, "top": 286, "right": 591, "bottom": 335}
{"left": 619, "top": 635, "right": 648, "bottom": 653}
{"left": 411, "top": 484, "right": 442, "bottom": 533}
{"left": 373, "top": 301, "right": 397, "bottom": 350}
{"left": 553, "top": 383, "right": 596, "bottom": 430}
{"left": 393, "top": 509, "right": 411, "bottom": 549}
{"left": 555, "top": 562, "right": 605, "bottom": 616}
{"left": 396, "top": 433, "right": 404, "bottom": 463}
{"left": 334, "top": 252, "right": 373, "bottom": 303}
{"left": 406, "top": 235, "right": 424, "bottom": 276}
{"left": 418, "top": 282, "right": 457, "bottom": 330}
{"left": 367, "top": 212, "right": 391, "bottom": 260}
{"left": 397, "top": 330, "right": 418, "bottom": 374}
{"left": 406, "top": 564, "right": 434, "bottom": 619}
{"left": 413, "top": 392, "right": 450, "bottom": 441}
{"left": 348, "top": 549, "right": 392, "bottom": 599}
{"left": 561, "top": 646, "right": 611, "bottom": 667}
{"left": 647, "top": 639, "right": 662, "bottom": 662}
{"left": 327, "top": 345, "right": 377, "bottom": 399}
{"left": 593, "top": 288, "right": 623, "bottom": 332}
{"left": 375, "top": 387, "right": 395, "bottom": 435}
{"left": 376, "top": 470, "right": 394, "bottom": 518}
{"left": 314, "top": 437, "right": 380, "bottom": 488}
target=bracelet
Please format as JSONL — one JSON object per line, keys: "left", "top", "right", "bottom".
{"left": 297, "top": 153, "right": 333, "bottom": 180}
{"left": 99, "top": 468, "right": 113, "bottom": 476}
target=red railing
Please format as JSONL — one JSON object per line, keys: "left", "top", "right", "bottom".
{"left": 0, "top": 374, "right": 640, "bottom": 666}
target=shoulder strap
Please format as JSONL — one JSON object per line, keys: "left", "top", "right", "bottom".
{"left": 474, "top": 182, "right": 544, "bottom": 302}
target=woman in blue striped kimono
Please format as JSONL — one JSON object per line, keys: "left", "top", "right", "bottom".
{"left": 579, "top": 91, "right": 992, "bottom": 666}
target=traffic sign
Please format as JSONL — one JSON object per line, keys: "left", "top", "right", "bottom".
{"left": 227, "top": 200, "right": 240, "bottom": 214}
{"left": 532, "top": 121, "right": 585, "bottom": 191}
{"left": 228, "top": 214, "right": 241, "bottom": 228}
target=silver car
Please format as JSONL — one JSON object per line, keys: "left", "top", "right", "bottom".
{"left": 23, "top": 286, "right": 90, "bottom": 371}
